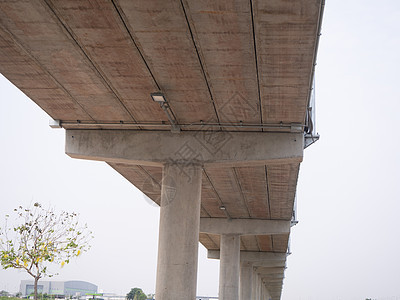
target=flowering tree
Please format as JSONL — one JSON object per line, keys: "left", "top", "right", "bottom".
{"left": 0, "top": 203, "right": 92, "bottom": 300}
{"left": 126, "top": 288, "right": 147, "bottom": 300}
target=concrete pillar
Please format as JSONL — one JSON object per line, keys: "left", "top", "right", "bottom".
{"left": 240, "top": 261, "right": 253, "bottom": 300}
{"left": 254, "top": 273, "right": 260, "bottom": 300}
{"left": 219, "top": 234, "right": 241, "bottom": 300}
{"left": 252, "top": 270, "right": 257, "bottom": 300}
{"left": 264, "top": 286, "right": 271, "bottom": 300}
{"left": 263, "top": 285, "right": 269, "bottom": 300}
{"left": 258, "top": 277, "right": 262, "bottom": 300}
{"left": 155, "top": 163, "right": 202, "bottom": 300}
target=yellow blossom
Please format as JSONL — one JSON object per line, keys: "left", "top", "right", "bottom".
{"left": 77, "top": 250, "right": 81, "bottom": 256}
{"left": 61, "top": 261, "right": 65, "bottom": 268}
{"left": 16, "top": 258, "right": 19, "bottom": 265}
{"left": 24, "top": 260, "right": 28, "bottom": 267}
{"left": 35, "top": 257, "right": 40, "bottom": 263}
{"left": 4, "top": 254, "right": 8, "bottom": 259}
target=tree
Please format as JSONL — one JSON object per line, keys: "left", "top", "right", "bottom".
{"left": 0, "top": 203, "right": 92, "bottom": 300}
{"left": 126, "top": 288, "right": 146, "bottom": 300}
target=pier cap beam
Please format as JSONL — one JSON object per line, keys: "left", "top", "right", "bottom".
{"left": 208, "top": 250, "right": 287, "bottom": 262}
{"left": 66, "top": 130, "right": 303, "bottom": 167}
{"left": 259, "top": 274, "right": 284, "bottom": 279}
{"left": 200, "top": 218, "right": 290, "bottom": 235}
{"left": 254, "top": 261, "right": 287, "bottom": 268}
{"left": 255, "top": 267, "right": 285, "bottom": 275}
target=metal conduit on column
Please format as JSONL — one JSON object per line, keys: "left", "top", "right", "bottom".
{"left": 155, "top": 163, "right": 202, "bottom": 300}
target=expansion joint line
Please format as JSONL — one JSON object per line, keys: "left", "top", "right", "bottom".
{"left": 179, "top": 0, "right": 221, "bottom": 125}
{"left": 249, "top": 0, "right": 264, "bottom": 129}
{"left": 43, "top": 0, "right": 137, "bottom": 123}
{"left": 111, "top": 0, "right": 181, "bottom": 125}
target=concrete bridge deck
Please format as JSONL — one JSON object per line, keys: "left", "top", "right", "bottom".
{"left": 0, "top": 1, "right": 324, "bottom": 299}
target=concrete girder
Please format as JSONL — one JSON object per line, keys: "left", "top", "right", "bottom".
{"left": 200, "top": 218, "right": 290, "bottom": 235}
{"left": 66, "top": 130, "right": 303, "bottom": 167}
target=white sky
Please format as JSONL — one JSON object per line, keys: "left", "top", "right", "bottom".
{"left": 1, "top": 0, "right": 400, "bottom": 299}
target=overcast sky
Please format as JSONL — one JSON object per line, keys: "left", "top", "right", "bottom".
{"left": 1, "top": 1, "right": 400, "bottom": 299}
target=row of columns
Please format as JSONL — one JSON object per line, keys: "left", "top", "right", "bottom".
{"left": 155, "top": 164, "right": 285, "bottom": 300}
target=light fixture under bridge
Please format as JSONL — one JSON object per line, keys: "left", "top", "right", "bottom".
{"left": 150, "top": 92, "right": 180, "bottom": 133}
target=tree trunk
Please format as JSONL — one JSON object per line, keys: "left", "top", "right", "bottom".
{"left": 34, "top": 277, "right": 39, "bottom": 300}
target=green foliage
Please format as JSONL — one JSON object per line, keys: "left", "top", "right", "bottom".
{"left": 0, "top": 203, "right": 93, "bottom": 300}
{"left": 126, "top": 288, "right": 146, "bottom": 300}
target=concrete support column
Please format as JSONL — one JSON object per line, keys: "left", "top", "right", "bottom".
{"left": 155, "top": 164, "right": 202, "bottom": 300}
{"left": 252, "top": 270, "right": 257, "bottom": 300}
{"left": 264, "top": 286, "right": 271, "bottom": 300}
{"left": 240, "top": 262, "right": 253, "bottom": 300}
{"left": 263, "top": 285, "right": 268, "bottom": 300}
{"left": 253, "top": 273, "right": 260, "bottom": 300}
{"left": 219, "top": 234, "right": 241, "bottom": 300}
{"left": 257, "top": 277, "right": 262, "bottom": 300}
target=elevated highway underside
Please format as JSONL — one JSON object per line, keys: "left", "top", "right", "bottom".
{"left": 0, "top": 1, "right": 324, "bottom": 299}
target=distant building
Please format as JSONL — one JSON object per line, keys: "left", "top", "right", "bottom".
{"left": 196, "top": 297, "right": 218, "bottom": 300}
{"left": 20, "top": 280, "right": 97, "bottom": 297}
